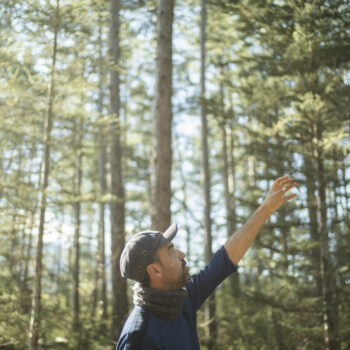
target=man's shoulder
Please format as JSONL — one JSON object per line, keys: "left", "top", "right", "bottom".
{"left": 116, "top": 306, "right": 152, "bottom": 350}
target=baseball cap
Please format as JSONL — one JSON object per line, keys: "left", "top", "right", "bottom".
{"left": 120, "top": 223, "right": 178, "bottom": 283}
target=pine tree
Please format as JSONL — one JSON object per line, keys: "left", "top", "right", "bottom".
{"left": 150, "top": 0, "right": 175, "bottom": 230}
{"left": 29, "top": 1, "right": 60, "bottom": 348}
{"left": 109, "top": 0, "right": 128, "bottom": 340}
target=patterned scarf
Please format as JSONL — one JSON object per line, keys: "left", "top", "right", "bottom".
{"left": 133, "top": 282, "right": 187, "bottom": 320}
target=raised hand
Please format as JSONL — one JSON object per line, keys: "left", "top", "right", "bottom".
{"left": 262, "top": 176, "right": 297, "bottom": 215}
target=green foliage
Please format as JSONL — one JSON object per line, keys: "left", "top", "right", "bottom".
{"left": 0, "top": 274, "right": 30, "bottom": 349}
{"left": 1, "top": 0, "right": 349, "bottom": 348}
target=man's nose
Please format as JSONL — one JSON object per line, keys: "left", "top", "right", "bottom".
{"left": 177, "top": 249, "right": 185, "bottom": 260}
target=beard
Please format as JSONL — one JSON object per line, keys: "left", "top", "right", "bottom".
{"left": 163, "top": 262, "right": 191, "bottom": 290}
{"left": 182, "top": 260, "right": 191, "bottom": 284}
{"left": 175, "top": 260, "right": 190, "bottom": 288}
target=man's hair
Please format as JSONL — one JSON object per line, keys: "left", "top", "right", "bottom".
{"left": 140, "top": 251, "right": 161, "bottom": 287}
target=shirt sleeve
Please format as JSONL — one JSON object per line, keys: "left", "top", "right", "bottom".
{"left": 185, "top": 246, "right": 237, "bottom": 311}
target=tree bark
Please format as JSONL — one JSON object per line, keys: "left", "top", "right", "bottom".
{"left": 22, "top": 144, "right": 43, "bottom": 299}
{"left": 72, "top": 118, "right": 83, "bottom": 345}
{"left": 304, "top": 153, "right": 323, "bottom": 299}
{"left": 177, "top": 144, "right": 193, "bottom": 263}
{"left": 109, "top": 0, "right": 128, "bottom": 341}
{"left": 29, "top": 1, "right": 59, "bottom": 348}
{"left": 220, "top": 79, "right": 240, "bottom": 298}
{"left": 22, "top": 213, "right": 34, "bottom": 296}
{"left": 316, "top": 128, "right": 340, "bottom": 350}
{"left": 150, "top": 0, "right": 175, "bottom": 231}
{"left": 97, "top": 10, "right": 108, "bottom": 331}
{"left": 200, "top": 1, "right": 216, "bottom": 348}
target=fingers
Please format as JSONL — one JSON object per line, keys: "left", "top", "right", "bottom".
{"left": 284, "top": 193, "right": 297, "bottom": 201}
{"left": 274, "top": 176, "right": 294, "bottom": 188}
{"left": 276, "top": 176, "right": 290, "bottom": 182}
{"left": 283, "top": 181, "right": 296, "bottom": 192}
{"left": 275, "top": 176, "right": 292, "bottom": 183}
{"left": 280, "top": 179, "right": 297, "bottom": 201}
{"left": 280, "top": 177, "right": 294, "bottom": 185}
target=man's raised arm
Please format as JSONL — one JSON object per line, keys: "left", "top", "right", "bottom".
{"left": 224, "top": 176, "right": 297, "bottom": 265}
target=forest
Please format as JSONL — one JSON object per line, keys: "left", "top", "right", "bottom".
{"left": 0, "top": 0, "right": 349, "bottom": 349}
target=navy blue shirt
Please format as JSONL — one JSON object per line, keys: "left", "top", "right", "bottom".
{"left": 116, "top": 246, "right": 237, "bottom": 350}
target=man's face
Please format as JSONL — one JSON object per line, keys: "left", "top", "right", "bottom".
{"left": 156, "top": 242, "right": 190, "bottom": 290}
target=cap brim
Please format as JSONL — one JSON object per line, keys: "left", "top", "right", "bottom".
{"left": 153, "top": 223, "right": 178, "bottom": 252}
{"left": 162, "top": 222, "right": 178, "bottom": 242}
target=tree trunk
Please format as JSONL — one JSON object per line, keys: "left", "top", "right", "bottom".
{"left": 150, "top": 0, "right": 175, "bottom": 231}
{"left": 22, "top": 143, "right": 42, "bottom": 298}
{"left": 109, "top": 0, "right": 128, "bottom": 341}
{"left": 54, "top": 232, "right": 62, "bottom": 297}
{"left": 97, "top": 11, "right": 108, "bottom": 331}
{"left": 22, "top": 213, "right": 34, "bottom": 296}
{"left": 72, "top": 118, "right": 83, "bottom": 344}
{"left": 200, "top": 1, "right": 216, "bottom": 348}
{"left": 304, "top": 153, "right": 323, "bottom": 299}
{"left": 29, "top": 1, "right": 59, "bottom": 348}
{"left": 220, "top": 79, "right": 240, "bottom": 298}
{"left": 174, "top": 130, "right": 198, "bottom": 263}
{"left": 268, "top": 249, "right": 286, "bottom": 350}
{"left": 9, "top": 214, "right": 18, "bottom": 280}
{"left": 97, "top": 92, "right": 107, "bottom": 328}
{"left": 10, "top": 148, "right": 24, "bottom": 284}
{"left": 316, "top": 132, "right": 340, "bottom": 350}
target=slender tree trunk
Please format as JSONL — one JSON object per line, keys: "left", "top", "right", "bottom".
{"left": 9, "top": 214, "right": 18, "bottom": 280}
{"left": 91, "top": 261, "right": 98, "bottom": 320}
{"left": 228, "top": 120, "right": 240, "bottom": 296}
{"left": 72, "top": 119, "right": 83, "bottom": 345}
{"left": 97, "top": 11, "right": 108, "bottom": 331}
{"left": 54, "top": 233, "right": 62, "bottom": 297}
{"left": 176, "top": 134, "right": 194, "bottom": 263}
{"left": 19, "top": 225, "right": 27, "bottom": 289}
{"left": 220, "top": 83, "right": 232, "bottom": 240}
{"left": 11, "top": 148, "right": 24, "bottom": 284}
{"left": 316, "top": 128, "right": 340, "bottom": 350}
{"left": 220, "top": 78, "right": 240, "bottom": 298}
{"left": 200, "top": 1, "right": 216, "bottom": 348}
{"left": 98, "top": 188, "right": 108, "bottom": 324}
{"left": 304, "top": 153, "right": 323, "bottom": 300}
{"left": 109, "top": 0, "right": 128, "bottom": 340}
{"left": 22, "top": 214, "right": 34, "bottom": 295}
{"left": 150, "top": 0, "right": 175, "bottom": 231}
{"left": 22, "top": 144, "right": 42, "bottom": 298}
{"left": 29, "top": 2, "right": 59, "bottom": 348}
{"left": 96, "top": 146, "right": 108, "bottom": 330}
{"left": 267, "top": 249, "right": 286, "bottom": 350}
{"left": 274, "top": 132, "right": 290, "bottom": 273}
{"left": 270, "top": 134, "right": 289, "bottom": 350}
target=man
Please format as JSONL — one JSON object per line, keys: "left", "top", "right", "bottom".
{"left": 116, "top": 176, "right": 297, "bottom": 349}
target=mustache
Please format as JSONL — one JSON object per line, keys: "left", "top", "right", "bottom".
{"left": 182, "top": 260, "right": 189, "bottom": 273}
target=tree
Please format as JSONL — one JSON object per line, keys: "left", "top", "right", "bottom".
{"left": 72, "top": 116, "right": 83, "bottom": 346}
{"left": 109, "top": 0, "right": 128, "bottom": 341}
{"left": 199, "top": 0, "right": 217, "bottom": 348}
{"left": 29, "top": 1, "right": 60, "bottom": 348}
{"left": 150, "top": 0, "right": 175, "bottom": 231}
{"left": 96, "top": 8, "right": 108, "bottom": 332}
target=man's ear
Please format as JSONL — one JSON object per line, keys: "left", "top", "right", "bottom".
{"left": 146, "top": 263, "right": 161, "bottom": 279}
